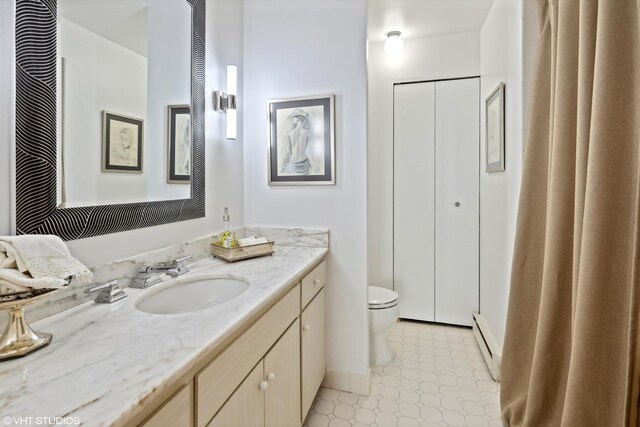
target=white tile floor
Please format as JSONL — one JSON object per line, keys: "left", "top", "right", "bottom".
{"left": 304, "top": 320, "right": 502, "bottom": 427}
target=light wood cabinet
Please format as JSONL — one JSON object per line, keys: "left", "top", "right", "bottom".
{"left": 141, "top": 384, "right": 192, "bottom": 427}
{"left": 265, "top": 320, "right": 301, "bottom": 427}
{"left": 208, "top": 320, "right": 301, "bottom": 427}
{"left": 207, "top": 362, "right": 264, "bottom": 427}
{"left": 134, "top": 259, "right": 326, "bottom": 427}
{"left": 196, "top": 285, "right": 300, "bottom": 427}
{"left": 301, "top": 260, "right": 326, "bottom": 308}
{"left": 301, "top": 288, "right": 326, "bottom": 419}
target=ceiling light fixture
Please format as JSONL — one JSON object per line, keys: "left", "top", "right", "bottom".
{"left": 384, "top": 31, "right": 404, "bottom": 56}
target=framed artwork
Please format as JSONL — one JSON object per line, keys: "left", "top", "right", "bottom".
{"left": 167, "top": 105, "right": 191, "bottom": 184}
{"left": 102, "top": 111, "right": 143, "bottom": 173}
{"left": 267, "top": 94, "right": 335, "bottom": 185}
{"left": 485, "top": 82, "right": 505, "bottom": 172}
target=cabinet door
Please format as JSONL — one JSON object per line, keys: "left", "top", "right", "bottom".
{"left": 142, "top": 384, "right": 192, "bottom": 427}
{"left": 434, "top": 78, "right": 479, "bottom": 326}
{"left": 393, "top": 82, "right": 436, "bottom": 322}
{"left": 301, "top": 289, "right": 325, "bottom": 420}
{"left": 196, "top": 285, "right": 300, "bottom": 427}
{"left": 264, "top": 319, "right": 300, "bottom": 427}
{"left": 208, "top": 361, "right": 264, "bottom": 427}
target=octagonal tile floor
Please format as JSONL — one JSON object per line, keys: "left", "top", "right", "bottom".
{"left": 303, "top": 320, "right": 503, "bottom": 427}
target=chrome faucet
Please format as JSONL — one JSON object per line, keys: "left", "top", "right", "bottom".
{"left": 131, "top": 256, "right": 192, "bottom": 289}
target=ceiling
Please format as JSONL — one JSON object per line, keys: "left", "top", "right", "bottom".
{"left": 60, "top": 0, "right": 150, "bottom": 56}
{"left": 367, "top": 0, "right": 495, "bottom": 43}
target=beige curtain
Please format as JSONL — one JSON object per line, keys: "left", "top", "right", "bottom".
{"left": 501, "top": 0, "right": 640, "bottom": 426}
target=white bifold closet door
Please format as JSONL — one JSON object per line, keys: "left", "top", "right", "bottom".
{"left": 393, "top": 78, "right": 479, "bottom": 327}
{"left": 393, "top": 82, "right": 436, "bottom": 322}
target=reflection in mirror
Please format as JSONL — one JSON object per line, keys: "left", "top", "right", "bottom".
{"left": 56, "top": 0, "right": 191, "bottom": 208}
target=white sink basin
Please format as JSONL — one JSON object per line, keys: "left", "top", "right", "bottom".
{"left": 135, "top": 273, "right": 249, "bottom": 315}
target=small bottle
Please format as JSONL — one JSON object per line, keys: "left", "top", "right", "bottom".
{"left": 220, "top": 207, "right": 236, "bottom": 248}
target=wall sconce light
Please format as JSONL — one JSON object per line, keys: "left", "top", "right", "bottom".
{"left": 384, "top": 31, "right": 404, "bottom": 57}
{"left": 213, "top": 65, "right": 238, "bottom": 140}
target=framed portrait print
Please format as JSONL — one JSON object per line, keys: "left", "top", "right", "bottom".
{"left": 102, "top": 111, "right": 144, "bottom": 173}
{"left": 167, "top": 105, "right": 191, "bottom": 184}
{"left": 267, "top": 94, "right": 335, "bottom": 185}
{"left": 485, "top": 82, "right": 505, "bottom": 172}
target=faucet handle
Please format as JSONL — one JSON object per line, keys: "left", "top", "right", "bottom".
{"left": 174, "top": 256, "right": 192, "bottom": 266}
{"left": 169, "top": 256, "right": 192, "bottom": 276}
{"left": 85, "top": 280, "right": 127, "bottom": 304}
{"left": 85, "top": 280, "right": 118, "bottom": 294}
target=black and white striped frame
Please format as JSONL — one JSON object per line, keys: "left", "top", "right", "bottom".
{"left": 15, "top": 0, "right": 206, "bottom": 241}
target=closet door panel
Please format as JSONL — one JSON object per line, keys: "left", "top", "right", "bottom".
{"left": 393, "top": 82, "right": 436, "bottom": 322}
{"left": 434, "top": 78, "right": 480, "bottom": 326}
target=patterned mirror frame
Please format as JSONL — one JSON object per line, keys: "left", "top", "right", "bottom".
{"left": 15, "top": 0, "right": 206, "bottom": 240}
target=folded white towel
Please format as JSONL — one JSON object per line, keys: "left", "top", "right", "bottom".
{"left": 0, "top": 235, "right": 93, "bottom": 294}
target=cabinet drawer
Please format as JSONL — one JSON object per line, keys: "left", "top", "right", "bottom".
{"left": 141, "top": 383, "right": 192, "bottom": 427}
{"left": 301, "top": 260, "right": 326, "bottom": 309}
{"left": 196, "top": 284, "right": 300, "bottom": 427}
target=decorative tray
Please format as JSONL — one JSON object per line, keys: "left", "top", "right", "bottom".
{"left": 0, "top": 287, "right": 59, "bottom": 306}
{"left": 211, "top": 240, "right": 275, "bottom": 263}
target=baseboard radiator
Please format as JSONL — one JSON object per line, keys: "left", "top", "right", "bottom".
{"left": 472, "top": 313, "right": 501, "bottom": 382}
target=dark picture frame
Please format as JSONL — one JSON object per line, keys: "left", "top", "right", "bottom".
{"left": 167, "top": 105, "right": 191, "bottom": 184}
{"left": 267, "top": 94, "right": 335, "bottom": 185}
{"left": 485, "top": 82, "right": 505, "bottom": 173}
{"left": 102, "top": 111, "right": 144, "bottom": 173}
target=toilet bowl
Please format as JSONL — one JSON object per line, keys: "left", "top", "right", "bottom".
{"left": 369, "top": 286, "right": 399, "bottom": 365}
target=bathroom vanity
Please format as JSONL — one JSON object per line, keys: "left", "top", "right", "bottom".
{"left": 0, "top": 243, "right": 327, "bottom": 427}
{"left": 142, "top": 259, "right": 326, "bottom": 427}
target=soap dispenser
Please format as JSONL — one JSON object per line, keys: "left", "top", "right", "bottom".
{"left": 220, "top": 207, "right": 236, "bottom": 248}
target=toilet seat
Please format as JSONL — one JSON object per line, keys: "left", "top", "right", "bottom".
{"left": 368, "top": 286, "right": 398, "bottom": 310}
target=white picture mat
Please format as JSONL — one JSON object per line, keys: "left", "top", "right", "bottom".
{"left": 487, "top": 98, "right": 501, "bottom": 164}
{"left": 275, "top": 105, "right": 326, "bottom": 176}
{"left": 173, "top": 113, "right": 190, "bottom": 176}
{"left": 108, "top": 118, "right": 140, "bottom": 167}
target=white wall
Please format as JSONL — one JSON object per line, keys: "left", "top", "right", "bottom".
{"left": 0, "top": 0, "right": 244, "bottom": 267}
{"left": 243, "top": 0, "right": 369, "bottom": 376}
{"left": 59, "top": 18, "right": 149, "bottom": 206}
{"left": 207, "top": 0, "right": 245, "bottom": 237}
{"left": 367, "top": 33, "right": 481, "bottom": 290}
{"left": 0, "top": 1, "right": 13, "bottom": 237}
{"left": 523, "top": 0, "right": 540, "bottom": 132}
{"left": 479, "top": 0, "right": 525, "bottom": 349}
{"left": 146, "top": 0, "right": 192, "bottom": 201}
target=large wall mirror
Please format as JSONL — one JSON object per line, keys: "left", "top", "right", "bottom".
{"left": 15, "top": 0, "right": 205, "bottom": 240}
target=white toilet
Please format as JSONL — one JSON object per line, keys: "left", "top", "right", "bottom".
{"left": 369, "top": 286, "right": 399, "bottom": 365}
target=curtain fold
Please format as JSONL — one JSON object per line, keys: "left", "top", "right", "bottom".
{"left": 501, "top": 0, "right": 640, "bottom": 426}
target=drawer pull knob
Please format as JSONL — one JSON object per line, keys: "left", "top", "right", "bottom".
{"left": 259, "top": 381, "right": 269, "bottom": 391}
{"left": 303, "top": 325, "right": 311, "bottom": 331}
{"left": 267, "top": 372, "right": 276, "bottom": 381}
{"left": 314, "top": 279, "right": 321, "bottom": 285}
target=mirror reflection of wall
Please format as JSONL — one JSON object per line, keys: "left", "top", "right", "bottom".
{"left": 56, "top": 0, "right": 191, "bottom": 208}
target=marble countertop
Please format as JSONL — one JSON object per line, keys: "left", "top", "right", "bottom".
{"left": 0, "top": 244, "right": 327, "bottom": 426}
